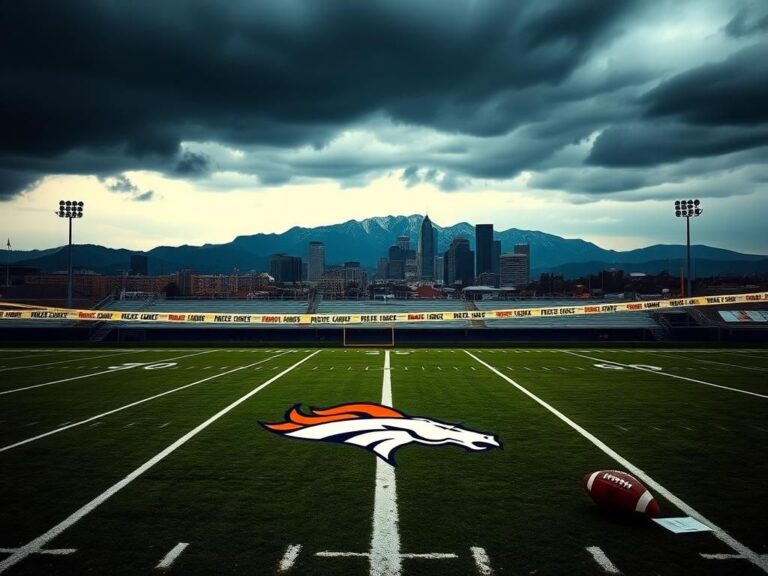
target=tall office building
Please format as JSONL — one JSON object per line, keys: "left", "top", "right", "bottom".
{"left": 444, "top": 237, "right": 474, "bottom": 287}
{"left": 501, "top": 252, "right": 530, "bottom": 287}
{"left": 492, "top": 240, "right": 501, "bottom": 275}
{"left": 388, "top": 245, "right": 405, "bottom": 279}
{"left": 433, "top": 255, "right": 444, "bottom": 284}
{"left": 269, "top": 254, "right": 302, "bottom": 283}
{"left": 397, "top": 236, "right": 411, "bottom": 251}
{"left": 418, "top": 215, "right": 435, "bottom": 280}
{"left": 308, "top": 241, "right": 325, "bottom": 281}
{"left": 129, "top": 254, "right": 148, "bottom": 276}
{"left": 475, "top": 224, "right": 494, "bottom": 276}
{"left": 513, "top": 243, "right": 530, "bottom": 286}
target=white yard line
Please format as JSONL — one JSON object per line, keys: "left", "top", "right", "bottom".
{"left": 0, "top": 350, "right": 218, "bottom": 396}
{"left": 370, "top": 349, "right": 402, "bottom": 576}
{"left": 465, "top": 351, "right": 768, "bottom": 574}
{"left": 155, "top": 542, "right": 189, "bottom": 569}
{"left": 0, "top": 351, "right": 292, "bottom": 453}
{"left": 562, "top": 351, "right": 768, "bottom": 400}
{"left": 0, "top": 350, "right": 143, "bottom": 372}
{"left": 0, "top": 350, "right": 320, "bottom": 575}
{"left": 585, "top": 546, "right": 621, "bottom": 574}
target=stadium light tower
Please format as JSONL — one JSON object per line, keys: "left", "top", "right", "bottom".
{"left": 674, "top": 199, "right": 702, "bottom": 297}
{"left": 56, "top": 200, "right": 84, "bottom": 308}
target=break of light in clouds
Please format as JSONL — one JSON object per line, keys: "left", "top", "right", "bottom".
{"left": 0, "top": 0, "right": 766, "bottom": 253}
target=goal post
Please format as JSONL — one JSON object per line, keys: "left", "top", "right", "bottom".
{"left": 342, "top": 326, "right": 395, "bottom": 348}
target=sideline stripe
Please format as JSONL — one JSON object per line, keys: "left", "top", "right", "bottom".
{"left": 0, "top": 350, "right": 142, "bottom": 373}
{"left": 0, "top": 350, "right": 217, "bottom": 396}
{"left": 465, "top": 351, "right": 768, "bottom": 574}
{"left": 155, "top": 542, "right": 189, "bottom": 569}
{"left": 562, "top": 351, "right": 768, "bottom": 399}
{"left": 370, "top": 349, "right": 401, "bottom": 576}
{"left": 0, "top": 351, "right": 292, "bottom": 453}
{"left": 0, "top": 350, "right": 321, "bottom": 574}
{"left": 585, "top": 546, "right": 621, "bottom": 574}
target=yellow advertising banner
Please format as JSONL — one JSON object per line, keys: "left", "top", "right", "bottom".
{"left": 1, "top": 293, "right": 766, "bottom": 325}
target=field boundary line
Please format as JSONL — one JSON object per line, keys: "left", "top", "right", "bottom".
{"left": 465, "top": 350, "right": 768, "bottom": 574}
{"left": 562, "top": 351, "right": 768, "bottom": 399}
{"left": 0, "top": 351, "right": 293, "bottom": 453}
{"left": 0, "top": 350, "right": 218, "bottom": 396}
{"left": 0, "top": 350, "right": 143, "bottom": 373}
{"left": 0, "top": 350, "right": 321, "bottom": 574}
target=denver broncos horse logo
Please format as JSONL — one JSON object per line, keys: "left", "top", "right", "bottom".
{"left": 261, "top": 402, "right": 501, "bottom": 465}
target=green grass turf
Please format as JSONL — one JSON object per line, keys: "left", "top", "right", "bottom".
{"left": 0, "top": 347, "right": 766, "bottom": 575}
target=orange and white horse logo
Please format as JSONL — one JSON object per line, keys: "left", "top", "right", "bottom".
{"left": 261, "top": 402, "right": 501, "bottom": 465}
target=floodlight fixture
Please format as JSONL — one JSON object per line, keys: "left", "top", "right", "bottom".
{"left": 673, "top": 199, "right": 702, "bottom": 297}
{"left": 56, "top": 199, "right": 85, "bottom": 308}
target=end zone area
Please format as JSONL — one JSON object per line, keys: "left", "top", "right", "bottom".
{"left": 0, "top": 347, "right": 766, "bottom": 575}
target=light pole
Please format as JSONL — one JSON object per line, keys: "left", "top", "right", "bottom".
{"left": 56, "top": 200, "right": 84, "bottom": 308}
{"left": 674, "top": 199, "right": 702, "bottom": 297}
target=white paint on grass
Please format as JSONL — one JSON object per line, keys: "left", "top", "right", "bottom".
{"left": 586, "top": 546, "right": 621, "bottom": 574}
{"left": 0, "top": 350, "right": 321, "bottom": 575}
{"left": 401, "top": 553, "right": 457, "bottom": 559}
{"left": 370, "top": 349, "right": 402, "bottom": 576}
{"left": 0, "top": 351, "right": 293, "bottom": 453}
{"left": 465, "top": 350, "right": 768, "bottom": 575}
{"left": 278, "top": 544, "right": 302, "bottom": 572}
{"left": 0, "top": 350, "right": 141, "bottom": 373}
{"left": 470, "top": 546, "right": 493, "bottom": 575}
{"left": 0, "top": 547, "right": 76, "bottom": 556}
{"left": 0, "top": 350, "right": 217, "bottom": 396}
{"left": 565, "top": 351, "right": 768, "bottom": 399}
{"left": 156, "top": 542, "right": 189, "bottom": 569}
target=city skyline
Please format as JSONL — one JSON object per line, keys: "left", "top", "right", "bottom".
{"left": 1, "top": 1, "right": 766, "bottom": 254}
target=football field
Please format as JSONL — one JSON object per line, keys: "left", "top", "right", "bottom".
{"left": 0, "top": 346, "right": 766, "bottom": 575}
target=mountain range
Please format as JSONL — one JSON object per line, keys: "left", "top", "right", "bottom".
{"left": 8, "top": 215, "right": 768, "bottom": 279}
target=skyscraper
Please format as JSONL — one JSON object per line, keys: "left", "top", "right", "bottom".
{"left": 308, "top": 241, "right": 325, "bottom": 281}
{"left": 475, "top": 224, "right": 493, "bottom": 276}
{"left": 500, "top": 253, "right": 529, "bottom": 287}
{"left": 129, "top": 254, "right": 148, "bottom": 276}
{"left": 444, "top": 237, "right": 474, "bottom": 287}
{"left": 514, "top": 243, "right": 531, "bottom": 286}
{"left": 418, "top": 214, "right": 435, "bottom": 280}
{"left": 270, "top": 254, "right": 302, "bottom": 283}
{"left": 397, "top": 236, "right": 411, "bottom": 251}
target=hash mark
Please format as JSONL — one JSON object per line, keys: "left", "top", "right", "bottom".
{"left": 471, "top": 546, "right": 493, "bottom": 575}
{"left": 156, "top": 542, "right": 189, "bottom": 570}
{"left": 586, "top": 546, "right": 621, "bottom": 574}
{"left": 278, "top": 544, "right": 302, "bottom": 572}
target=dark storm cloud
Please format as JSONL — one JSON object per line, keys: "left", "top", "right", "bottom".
{"left": 174, "top": 152, "right": 213, "bottom": 178}
{"left": 725, "top": 3, "right": 768, "bottom": 37}
{"left": 587, "top": 123, "right": 768, "bottom": 167}
{"left": 0, "top": 0, "right": 765, "bottom": 200}
{"left": 0, "top": 0, "right": 642, "bottom": 198}
{"left": 643, "top": 43, "right": 768, "bottom": 125}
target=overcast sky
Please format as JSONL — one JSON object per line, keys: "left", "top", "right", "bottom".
{"left": 1, "top": 0, "right": 766, "bottom": 253}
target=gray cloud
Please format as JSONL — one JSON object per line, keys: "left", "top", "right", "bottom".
{"left": 0, "top": 0, "right": 765, "bottom": 203}
{"left": 725, "top": 3, "right": 768, "bottom": 36}
{"left": 133, "top": 190, "right": 155, "bottom": 202}
{"left": 174, "top": 151, "right": 213, "bottom": 177}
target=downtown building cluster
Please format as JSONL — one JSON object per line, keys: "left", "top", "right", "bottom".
{"left": 375, "top": 216, "right": 530, "bottom": 290}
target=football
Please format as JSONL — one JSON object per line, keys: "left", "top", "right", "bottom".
{"left": 583, "top": 470, "right": 660, "bottom": 517}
